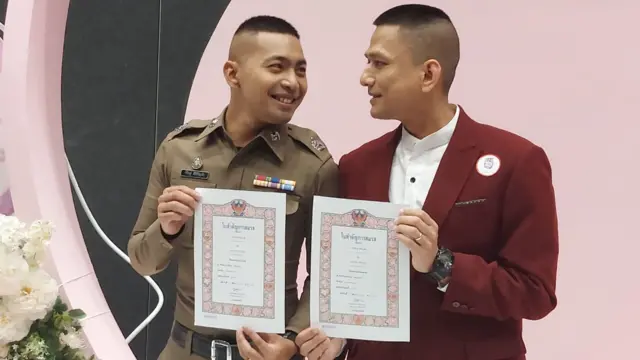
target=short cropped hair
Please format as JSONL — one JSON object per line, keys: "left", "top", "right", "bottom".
{"left": 234, "top": 15, "right": 300, "bottom": 39}
{"left": 374, "top": 4, "right": 460, "bottom": 93}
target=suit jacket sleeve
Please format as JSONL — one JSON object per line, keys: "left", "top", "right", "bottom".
{"left": 127, "top": 140, "right": 175, "bottom": 276}
{"left": 441, "top": 145, "right": 559, "bottom": 321}
{"left": 286, "top": 158, "right": 340, "bottom": 333}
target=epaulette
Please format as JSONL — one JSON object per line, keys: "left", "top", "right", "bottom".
{"left": 165, "top": 119, "right": 211, "bottom": 141}
{"left": 287, "top": 124, "right": 332, "bottom": 161}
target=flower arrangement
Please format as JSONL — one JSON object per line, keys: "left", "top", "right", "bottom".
{"left": 0, "top": 215, "right": 94, "bottom": 360}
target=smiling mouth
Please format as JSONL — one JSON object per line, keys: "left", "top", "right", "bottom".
{"left": 270, "top": 95, "right": 296, "bottom": 105}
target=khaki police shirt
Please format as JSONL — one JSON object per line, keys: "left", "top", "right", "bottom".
{"left": 127, "top": 110, "right": 339, "bottom": 341}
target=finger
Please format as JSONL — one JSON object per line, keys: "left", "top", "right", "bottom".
{"left": 306, "top": 338, "right": 330, "bottom": 360}
{"left": 157, "top": 211, "right": 184, "bottom": 223}
{"left": 395, "top": 224, "right": 437, "bottom": 248}
{"left": 165, "top": 185, "right": 201, "bottom": 200}
{"left": 158, "top": 200, "right": 194, "bottom": 217}
{"left": 400, "top": 208, "right": 438, "bottom": 229}
{"left": 395, "top": 215, "right": 432, "bottom": 238}
{"left": 243, "top": 328, "right": 269, "bottom": 353}
{"left": 395, "top": 223, "right": 422, "bottom": 242}
{"left": 159, "top": 191, "right": 199, "bottom": 211}
{"left": 159, "top": 190, "right": 199, "bottom": 210}
{"left": 396, "top": 233, "right": 427, "bottom": 253}
{"left": 298, "top": 334, "right": 320, "bottom": 356}
{"left": 300, "top": 332, "right": 329, "bottom": 356}
{"left": 296, "top": 328, "right": 319, "bottom": 346}
{"left": 236, "top": 329, "right": 262, "bottom": 359}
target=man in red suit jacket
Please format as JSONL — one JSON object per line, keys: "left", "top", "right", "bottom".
{"left": 296, "top": 4, "right": 559, "bottom": 360}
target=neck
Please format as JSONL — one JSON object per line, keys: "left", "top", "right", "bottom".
{"left": 225, "top": 99, "right": 262, "bottom": 147}
{"left": 401, "top": 100, "right": 456, "bottom": 139}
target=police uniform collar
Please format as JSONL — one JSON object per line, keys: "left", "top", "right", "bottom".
{"left": 195, "top": 111, "right": 225, "bottom": 142}
{"left": 258, "top": 124, "right": 288, "bottom": 162}
{"left": 195, "top": 108, "right": 288, "bottom": 162}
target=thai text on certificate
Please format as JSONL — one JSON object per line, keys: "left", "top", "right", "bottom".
{"left": 310, "top": 196, "right": 411, "bottom": 342}
{"left": 193, "top": 188, "right": 286, "bottom": 334}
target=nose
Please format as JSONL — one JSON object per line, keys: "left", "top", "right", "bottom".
{"left": 281, "top": 71, "right": 299, "bottom": 92}
{"left": 360, "top": 70, "right": 373, "bottom": 87}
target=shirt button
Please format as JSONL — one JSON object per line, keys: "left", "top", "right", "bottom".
{"left": 410, "top": 177, "right": 416, "bottom": 183}
{"left": 452, "top": 301, "right": 460, "bottom": 308}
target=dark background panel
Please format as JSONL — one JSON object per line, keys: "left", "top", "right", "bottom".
{"left": 148, "top": 1, "right": 230, "bottom": 358}
{"left": 155, "top": 0, "right": 231, "bottom": 137}
{"left": 62, "top": 1, "right": 161, "bottom": 359}
{"left": 0, "top": 0, "right": 6, "bottom": 25}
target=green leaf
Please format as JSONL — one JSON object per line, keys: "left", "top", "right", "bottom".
{"left": 67, "top": 309, "right": 86, "bottom": 319}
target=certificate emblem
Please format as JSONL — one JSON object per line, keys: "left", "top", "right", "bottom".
{"left": 351, "top": 209, "right": 368, "bottom": 226}
{"left": 230, "top": 199, "right": 247, "bottom": 215}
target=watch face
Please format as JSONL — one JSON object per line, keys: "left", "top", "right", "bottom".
{"left": 426, "top": 248, "right": 454, "bottom": 284}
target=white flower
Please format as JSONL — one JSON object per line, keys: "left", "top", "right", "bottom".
{"left": 0, "top": 303, "right": 32, "bottom": 344}
{"left": 3, "top": 268, "right": 58, "bottom": 321}
{"left": 0, "top": 245, "right": 29, "bottom": 296}
{"left": 60, "top": 328, "right": 85, "bottom": 350}
{"left": 0, "top": 215, "right": 27, "bottom": 252}
{"left": 22, "top": 221, "right": 53, "bottom": 268}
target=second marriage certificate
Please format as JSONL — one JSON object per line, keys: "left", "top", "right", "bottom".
{"left": 310, "top": 196, "right": 410, "bottom": 342}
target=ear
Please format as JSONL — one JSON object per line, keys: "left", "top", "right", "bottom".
{"left": 223, "top": 60, "right": 240, "bottom": 88}
{"left": 420, "top": 59, "right": 441, "bottom": 93}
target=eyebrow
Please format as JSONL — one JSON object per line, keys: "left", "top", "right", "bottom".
{"left": 263, "top": 55, "right": 307, "bottom": 66}
{"left": 364, "top": 50, "right": 389, "bottom": 60}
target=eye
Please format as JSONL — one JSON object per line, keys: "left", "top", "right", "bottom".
{"left": 296, "top": 67, "right": 307, "bottom": 76}
{"left": 367, "top": 59, "right": 385, "bottom": 68}
{"left": 268, "top": 63, "right": 284, "bottom": 72}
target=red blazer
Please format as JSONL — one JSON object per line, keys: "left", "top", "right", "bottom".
{"left": 339, "top": 107, "right": 559, "bottom": 360}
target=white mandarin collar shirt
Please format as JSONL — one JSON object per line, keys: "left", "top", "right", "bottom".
{"left": 389, "top": 105, "right": 460, "bottom": 209}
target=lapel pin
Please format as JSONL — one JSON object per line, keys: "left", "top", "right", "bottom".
{"left": 270, "top": 131, "right": 281, "bottom": 142}
{"left": 476, "top": 154, "right": 501, "bottom": 177}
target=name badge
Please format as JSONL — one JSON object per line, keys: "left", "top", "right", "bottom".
{"left": 181, "top": 169, "right": 209, "bottom": 180}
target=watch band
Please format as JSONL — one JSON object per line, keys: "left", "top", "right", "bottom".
{"left": 281, "top": 330, "right": 298, "bottom": 345}
{"left": 426, "top": 247, "right": 454, "bottom": 287}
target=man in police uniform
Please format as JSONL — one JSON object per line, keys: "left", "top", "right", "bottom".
{"left": 127, "top": 15, "right": 338, "bottom": 360}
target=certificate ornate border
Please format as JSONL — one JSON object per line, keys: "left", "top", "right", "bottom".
{"left": 201, "top": 199, "right": 276, "bottom": 319}
{"left": 319, "top": 209, "right": 399, "bottom": 328}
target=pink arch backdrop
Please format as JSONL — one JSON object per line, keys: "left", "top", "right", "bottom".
{"left": 0, "top": 0, "right": 135, "bottom": 359}
{"left": 186, "top": 1, "right": 640, "bottom": 359}
{"left": 0, "top": 0, "right": 638, "bottom": 360}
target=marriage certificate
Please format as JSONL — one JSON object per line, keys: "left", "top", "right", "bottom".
{"left": 310, "top": 196, "right": 411, "bottom": 342}
{"left": 193, "top": 188, "right": 286, "bottom": 333}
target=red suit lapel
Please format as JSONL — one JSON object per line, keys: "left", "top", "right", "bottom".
{"left": 362, "top": 108, "right": 481, "bottom": 278}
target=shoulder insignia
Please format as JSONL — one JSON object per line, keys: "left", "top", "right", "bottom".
{"left": 165, "top": 119, "right": 211, "bottom": 141}
{"left": 287, "top": 124, "right": 331, "bottom": 161}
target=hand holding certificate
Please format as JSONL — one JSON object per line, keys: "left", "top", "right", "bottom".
{"left": 310, "top": 196, "right": 411, "bottom": 342}
{"left": 193, "top": 188, "right": 286, "bottom": 334}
